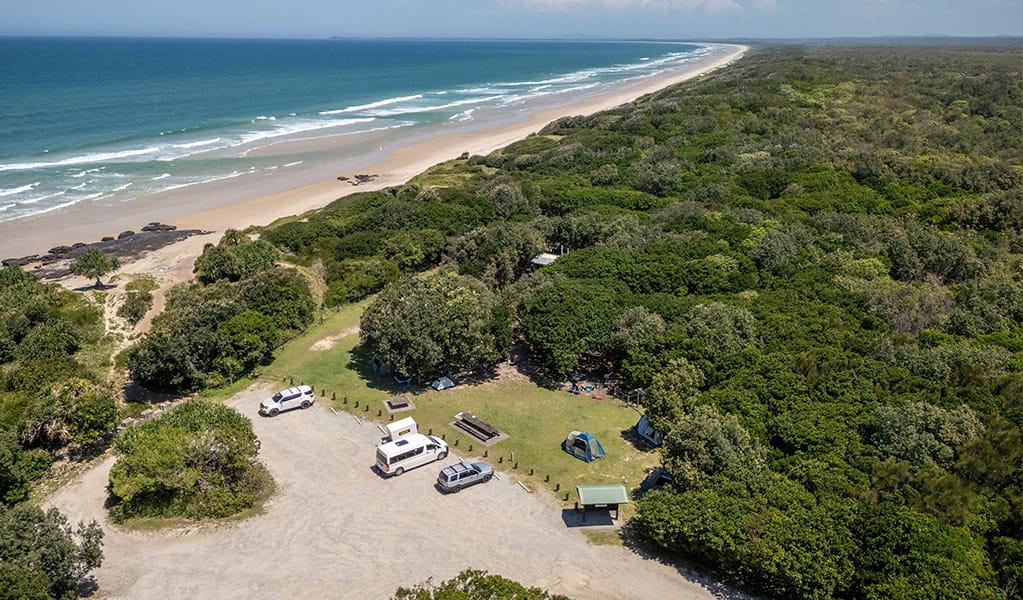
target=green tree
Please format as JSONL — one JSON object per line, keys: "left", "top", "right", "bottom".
{"left": 520, "top": 278, "right": 626, "bottom": 373}
{"left": 685, "top": 302, "right": 759, "bottom": 356}
{"left": 643, "top": 357, "right": 705, "bottom": 432}
{"left": 662, "top": 406, "right": 761, "bottom": 488}
{"left": 360, "top": 271, "right": 502, "bottom": 379}
{"left": 874, "top": 402, "right": 982, "bottom": 469}
{"left": 0, "top": 504, "right": 103, "bottom": 600}
{"left": 68, "top": 249, "right": 119, "bottom": 289}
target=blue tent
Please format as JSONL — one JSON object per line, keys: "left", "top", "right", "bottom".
{"left": 562, "top": 430, "right": 606, "bottom": 462}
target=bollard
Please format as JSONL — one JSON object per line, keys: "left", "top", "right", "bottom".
{"left": 290, "top": 376, "right": 294, "bottom": 385}
{"left": 454, "top": 438, "right": 459, "bottom": 447}
{"left": 564, "top": 493, "right": 569, "bottom": 501}
{"left": 283, "top": 376, "right": 287, "bottom": 382}
{"left": 332, "top": 392, "right": 336, "bottom": 401}
{"left": 484, "top": 449, "right": 488, "bottom": 458}
{"left": 321, "top": 389, "right": 325, "bottom": 397}
{"left": 364, "top": 404, "right": 368, "bottom": 412}
{"left": 511, "top": 452, "right": 515, "bottom": 462}
{"left": 545, "top": 474, "right": 550, "bottom": 482}
{"left": 530, "top": 468, "right": 534, "bottom": 476}
{"left": 429, "top": 428, "right": 432, "bottom": 435}
{"left": 555, "top": 483, "right": 560, "bottom": 492}
{"left": 442, "top": 433, "right": 446, "bottom": 440}
{"left": 377, "top": 409, "right": 382, "bottom": 417}
{"left": 514, "top": 462, "right": 519, "bottom": 469}
{"left": 343, "top": 395, "right": 348, "bottom": 404}
{"left": 468, "top": 444, "right": 473, "bottom": 452}
{"left": 499, "top": 456, "right": 503, "bottom": 463}
{"left": 390, "top": 414, "right": 394, "bottom": 421}
{"left": 354, "top": 400, "right": 359, "bottom": 408}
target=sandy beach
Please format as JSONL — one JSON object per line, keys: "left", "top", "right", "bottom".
{"left": 0, "top": 43, "right": 746, "bottom": 264}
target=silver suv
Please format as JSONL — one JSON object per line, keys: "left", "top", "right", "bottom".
{"left": 437, "top": 461, "right": 494, "bottom": 493}
{"left": 259, "top": 385, "right": 314, "bottom": 416}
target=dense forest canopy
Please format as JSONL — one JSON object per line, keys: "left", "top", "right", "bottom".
{"left": 263, "top": 45, "right": 1021, "bottom": 600}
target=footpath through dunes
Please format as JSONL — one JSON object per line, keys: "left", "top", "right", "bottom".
{"left": 47, "top": 385, "right": 740, "bottom": 600}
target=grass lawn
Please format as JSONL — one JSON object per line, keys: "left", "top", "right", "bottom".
{"left": 252, "top": 299, "right": 661, "bottom": 519}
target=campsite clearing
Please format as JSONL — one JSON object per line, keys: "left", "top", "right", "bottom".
{"left": 46, "top": 386, "right": 735, "bottom": 600}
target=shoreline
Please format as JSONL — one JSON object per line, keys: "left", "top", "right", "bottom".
{"left": 1, "top": 43, "right": 746, "bottom": 263}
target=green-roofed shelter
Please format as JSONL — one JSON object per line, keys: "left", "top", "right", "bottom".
{"left": 575, "top": 484, "right": 629, "bottom": 522}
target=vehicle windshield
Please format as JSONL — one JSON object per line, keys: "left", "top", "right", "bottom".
{"left": 272, "top": 392, "right": 283, "bottom": 402}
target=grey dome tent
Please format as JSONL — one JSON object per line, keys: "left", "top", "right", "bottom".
{"left": 634, "top": 414, "right": 665, "bottom": 448}
{"left": 562, "top": 430, "right": 605, "bottom": 462}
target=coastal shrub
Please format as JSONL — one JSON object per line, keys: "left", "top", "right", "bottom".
{"left": 238, "top": 268, "right": 316, "bottom": 332}
{"left": 108, "top": 399, "right": 272, "bottom": 520}
{"left": 335, "top": 230, "right": 387, "bottom": 260}
{"left": 116, "top": 291, "right": 153, "bottom": 325}
{"left": 393, "top": 569, "right": 571, "bottom": 600}
{"left": 13, "top": 321, "right": 80, "bottom": 362}
{"left": 19, "top": 379, "right": 118, "bottom": 449}
{"left": 194, "top": 233, "right": 280, "bottom": 283}
{"left": 262, "top": 219, "right": 342, "bottom": 253}
{"left": 116, "top": 276, "right": 157, "bottom": 325}
{"left": 218, "top": 310, "right": 279, "bottom": 373}
{"left": 324, "top": 258, "right": 401, "bottom": 306}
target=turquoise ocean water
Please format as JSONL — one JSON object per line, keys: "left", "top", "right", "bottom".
{"left": 0, "top": 37, "right": 721, "bottom": 223}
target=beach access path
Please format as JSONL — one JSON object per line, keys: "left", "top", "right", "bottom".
{"left": 47, "top": 383, "right": 743, "bottom": 600}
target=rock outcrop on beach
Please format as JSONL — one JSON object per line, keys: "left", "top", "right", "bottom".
{"left": 2, "top": 224, "right": 208, "bottom": 278}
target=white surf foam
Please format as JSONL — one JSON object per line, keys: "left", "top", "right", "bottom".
{"left": 319, "top": 94, "right": 424, "bottom": 115}
{"left": 0, "top": 183, "right": 39, "bottom": 197}
{"left": 0, "top": 147, "right": 160, "bottom": 173}
{"left": 172, "top": 138, "right": 222, "bottom": 149}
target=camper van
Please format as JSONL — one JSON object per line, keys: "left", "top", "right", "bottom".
{"left": 375, "top": 433, "right": 448, "bottom": 476}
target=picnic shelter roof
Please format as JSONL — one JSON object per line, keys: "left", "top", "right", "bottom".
{"left": 576, "top": 484, "right": 629, "bottom": 506}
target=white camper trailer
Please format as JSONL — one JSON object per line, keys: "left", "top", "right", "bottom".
{"left": 385, "top": 416, "right": 418, "bottom": 442}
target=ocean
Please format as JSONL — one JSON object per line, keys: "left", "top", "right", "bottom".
{"left": 0, "top": 37, "right": 722, "bottom": 223}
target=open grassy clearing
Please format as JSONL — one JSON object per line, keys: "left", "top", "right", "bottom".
{"left": 250, "top": 299, "right": 659, "bottom": 521}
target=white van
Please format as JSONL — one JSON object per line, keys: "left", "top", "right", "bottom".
{"left": 375, "top": 433, "right": 448, "bottom": 476}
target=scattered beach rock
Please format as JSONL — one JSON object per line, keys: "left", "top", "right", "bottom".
{"left": 141, "top": 222, "right": 177, "bottom": 232}
{"left": 336, "top": 176, "right": 349, "bottom": 181}
{"left": 348, "top": 173, "right": 379, "bottom": 186}
{"left": 118, "top": 230, "right": 135, "bottom": 239}
{"left": 459, "top": 151, "right": 470, "bottom": 159}
{"left": 49, "top": 245, "right": 73, "bottom": 255}
{"left": 102, "top": 236, "right": 115, "bottom": 242}
{"left": 72, "top": 242, "right": 87, "bottom": 249}
{"left": 2, "top": 255, "right": 38, "bottom": 267}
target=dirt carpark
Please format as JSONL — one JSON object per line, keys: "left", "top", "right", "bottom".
{"left": 47, "top": 385, "right": 737, "bottom": 600}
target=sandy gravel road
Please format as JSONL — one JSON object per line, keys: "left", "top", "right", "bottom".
{"left": 48, "top": 385, "right": 735, "bottom": 600}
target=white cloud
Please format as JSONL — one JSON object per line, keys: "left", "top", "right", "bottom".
{"left": 507, "top": 0, "right": 740, "bottom": 12}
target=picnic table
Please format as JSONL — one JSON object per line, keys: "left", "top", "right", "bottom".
{"left": 455, "top": 412, "right": 499, "bottom": 441}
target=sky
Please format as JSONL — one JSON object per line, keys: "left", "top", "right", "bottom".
{"left": 1, "top": 0, "right": 1020, "bottom": 39}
